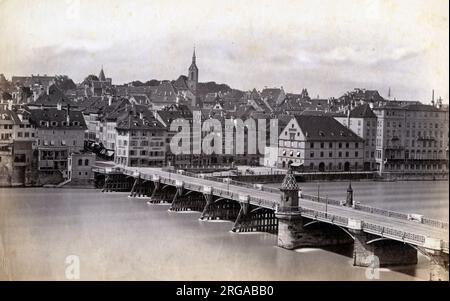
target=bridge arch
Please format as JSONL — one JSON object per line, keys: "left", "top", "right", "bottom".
{"left": 344, "top": 162, "right": 350, "bottom": 171}
{"left": 319, "top": 162, "right": 325, "bottom": 172}
{"left": 302, "top": 219, "right": 355, "bottom": 241}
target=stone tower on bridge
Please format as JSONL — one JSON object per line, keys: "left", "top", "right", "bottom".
{"left": 280, "top": 167, "right": 299, "bottom": 207}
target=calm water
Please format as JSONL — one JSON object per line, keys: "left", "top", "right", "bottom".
{"left": 0, "top": 180, "right": 448, "bottom": 281}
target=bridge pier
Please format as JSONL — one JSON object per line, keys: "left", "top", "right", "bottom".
{"left": 129, "top": 177, "right": 153, "bottom": 197}
{"left": 147, "top": 183, "right": 176, "bottom": 204}
{"left": 199, "top": 189, "right": 240, "bottom": 221}
{"left": 170, "top": 190, "right": 206, "bottom": 212}
{"left": 102, "top": 174, "right": 133, "bottom": 192}
{"left": 276, "top": 211, "right": 353, "bottom": 249}
{"left": 232, "top": 202, "right": 278, "bottom": 234}
{"left": 428, "top": 252, "right": 449, "bottom": 281}
{"left": 351, "top": 231, "right": 418, "bottom": 267}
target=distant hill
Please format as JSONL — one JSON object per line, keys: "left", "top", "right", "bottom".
{"left": 128, "top": 79, "right": 161, "bottom": 87}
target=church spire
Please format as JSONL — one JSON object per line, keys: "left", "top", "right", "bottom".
{"left": 192, "top": 46, "right": 196, "bottom": 64}
{"left": 99, "top": 65, "right": 106, "bottom": 81}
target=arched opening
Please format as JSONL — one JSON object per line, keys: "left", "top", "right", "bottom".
{"left": 319, "top": 162, "right": 325, "bottom": 172}
{"left": 344, "top": 162, "right": 350, "bottom": 171}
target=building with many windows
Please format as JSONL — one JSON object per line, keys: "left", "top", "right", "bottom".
{"left": 373, "top": 103, "right": 449, "bottom": 174}
{"left": 334, "top": 103, "right": 377, "bottom": 170}
{"left": 277, "top": 115, "right": 364, "bottom": 171}
{"left": 29, "top": 105, "right": 87, "bottom": 181}
{"left": 115, "top": 109, "right": 167, "bottom": 167}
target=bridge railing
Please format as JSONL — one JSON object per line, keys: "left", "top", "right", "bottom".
{"left": 301, "top": 194, "right": 342, "bottom": 206}
{"left": 361, "top": 222, "right": 426, "bottom": 244}
{"left": 299, "top": 208, "right": 349, "bottom": 226}
{"left": 421, "top": 217, "right": 449, "bottom": 230}
{"left": 119, "top": 167, "right": 449, "bottom": 233}
{"left": 300, "top": 189, "right": 449, "bottom": 231}
{"left": 247, "top": 196, "right": 279, "bottom": 209}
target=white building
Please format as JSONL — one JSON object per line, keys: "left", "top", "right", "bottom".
{"left": 373, "top": 103, "right": 449, "bottom": 174}
{"left": 334, "top": 103, "right": 377, "bottom": 170}
{"left": 278, "top": 115, "right": 364, "bottom": 172}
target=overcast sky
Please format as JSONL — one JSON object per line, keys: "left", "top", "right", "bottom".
{"left": 0, "top": 0, "right": 448, "bottom": 102}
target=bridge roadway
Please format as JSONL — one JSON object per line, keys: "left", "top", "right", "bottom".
{"left": 104, "top": 166, "right": 449, "bottom": 253}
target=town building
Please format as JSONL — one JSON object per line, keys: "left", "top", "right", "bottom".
{"left": 115, "top": 109, "right": 167, "bottom": 167}
{"left": 334, "top": 103, "right": 377, "bottom": 170}
{"left": 29, "top": 105, "right": 87, "bottom": 183}
{"left": 68, "top": 152, "right": 96, "bottom": 186}
{"left": 0, "top": 107, "right": 37, "bottom": 186}
{"left": 373, "top": 103, "right": 449, "bottom": 175}
{"left": 277, "top": 115, "right": 364, "bottom": 171}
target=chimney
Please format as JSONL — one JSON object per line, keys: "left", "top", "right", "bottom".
{"left": 66, "top": 104, "right": 70, "bottom": 124}
{"left": 346, "top": 105, "right": 351, "bottom": 128}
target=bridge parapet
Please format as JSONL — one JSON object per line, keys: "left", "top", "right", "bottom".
{"left": 302, "top": 191, "right": 449, "bottom": 231}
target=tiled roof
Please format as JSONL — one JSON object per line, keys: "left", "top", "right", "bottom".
{"left": 0, "top": 108, "right": 21, "bottom": 124}
{"left": 349, "top": 103, "right": 376, "bottom": 118}
{"left": 280, "top": 168, "right": 298, "bottom": 191}
{"left": 261, "top": 88, "right": 281, "bottom": 99}
{"left": 116, "top": 109, "right": 165, "bottom": 131}
{"left": 29, "top": 107, "right": 87, "bottom": 130}
{"left": 293, "top": 115, "right": 363, "bottom": 142}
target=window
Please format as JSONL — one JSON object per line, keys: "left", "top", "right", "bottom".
{"left": 355, "top": 142, "right": 358, "bottom": 148}
{"left": 338, "top": 143, "right": 342, "bottom": 148}
{"left": 78, "top": 159, "right": 83, "bottom": 166}
{"left": 84, "top": 159, "right": 89, "bottom": 166}
{"left": 320, "top": 142, "right": 324, "bottom": 148}
{"left": 329, "top": 142, "right": 332, "bottom": 148}
{"left": 345, "top": 151, "right": 349, "bottom": 157}
{"left": 310, "top": 152, "right": 314, "bottom": 158}
{"left": 320, "top": 152, "right": 324, "bottom": 157}
{"left": 329, "top": 152, "right": 332, "bottom": 158}
{"left": 355, "top": 151, "right": 359, "bottom": 157}
{"left": 310, "top": 142, "right": 314, "bottom": 148}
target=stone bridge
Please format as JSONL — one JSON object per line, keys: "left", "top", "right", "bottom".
{"left": 93, "top": 165, "right": 449, "bottom": 281}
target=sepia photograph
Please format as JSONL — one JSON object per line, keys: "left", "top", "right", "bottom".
{"left": 0, "top": 0, "right": 448, "bottom": 290}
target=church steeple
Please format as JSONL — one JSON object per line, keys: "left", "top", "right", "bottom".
{"left": 99, "top": 66, "right": 106, "bottom": 82}
{"left": 187, "top": 47, "right": 199, "bottom": 107}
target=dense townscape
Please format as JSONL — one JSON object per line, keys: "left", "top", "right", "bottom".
{"left": 0, "top": 50, "right": 448, "bottom": 187}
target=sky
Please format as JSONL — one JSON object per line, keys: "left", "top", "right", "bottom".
{"left": 0, "top": 0, "right": 448, "bottom": 102}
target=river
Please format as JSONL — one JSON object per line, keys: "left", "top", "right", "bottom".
{"left": 0, "top": 180, "right": 448, "bottom": 280}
